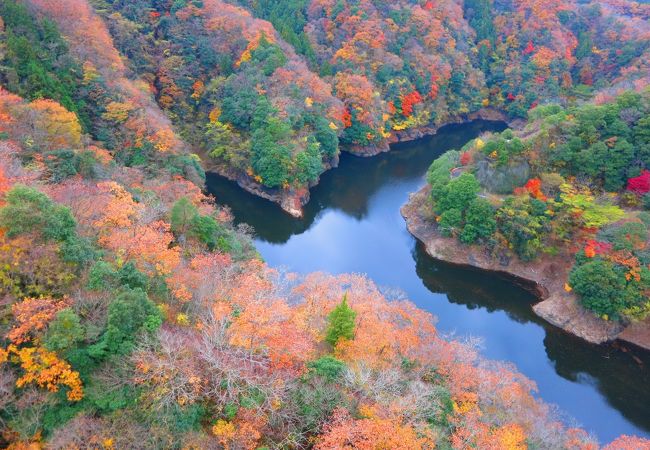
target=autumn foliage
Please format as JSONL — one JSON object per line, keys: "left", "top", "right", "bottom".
{"left": 0, "top": 0, "right": 649, "bottom": 448}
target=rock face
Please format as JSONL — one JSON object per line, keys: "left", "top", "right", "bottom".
{"left": 401, "top": 186, "right": 650, "bottom": 350}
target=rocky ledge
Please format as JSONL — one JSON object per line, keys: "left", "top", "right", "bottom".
{"left": 199, "top": 156, "right": 339, "bottom": 218}
{"left": 401, "top": 186, "right": 650, "bottom": 351}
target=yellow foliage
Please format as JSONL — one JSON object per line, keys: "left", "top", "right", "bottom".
{"left": 304, "top": 97, "right": 313, "bottom": 108}
{"left": 102, "top": 101, "right": 135, "bottom": 123}
{"left": 6, "top": 345, "right": 83, "bottom": 401}
{"left": 176, "top": 313, "right": 190, "bottom": 326}
{"left": 212, "top": 420, "right": 236, "bottom": 442}
{"left": 209, "top": 107, "right": 222, "bottom": 123}
{"left": 328, "top": 122, "right": 338, "bottom": 131}
{"left": 82, "top": 61, "right": 100, "bottom": 84}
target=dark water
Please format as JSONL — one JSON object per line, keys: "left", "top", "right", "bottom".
{"left": 206, "top": 120, "right": 650, "bottom": 443}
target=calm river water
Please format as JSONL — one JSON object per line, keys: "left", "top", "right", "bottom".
{"left": 206, "top": 120, "right": 650, "bottom": 443}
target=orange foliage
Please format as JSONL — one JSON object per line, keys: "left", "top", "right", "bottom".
{"left": 524, "top": 178, "right": 547, "bottom": 201}
{"left": 3, "top": 345, "right": 83, "bottom": 401}
{"left": 7, "top": 296, "right": 71, "bottom": 345}
{"left": 98, "top": 220, "right": 180, "bottom": 276}
{"left": 401, "top": 91, "right": 423, "bottom": 117}
{"left": 315, "top": 408, "right": 435, "bottom": 449}
{"left": 604, "top": 435, "right": 650, "bottom": 449}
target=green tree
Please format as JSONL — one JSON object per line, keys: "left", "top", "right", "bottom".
{"left": 460, "top": 198, "right": 496, "bottom": 244}
{"left": 569, "top": 259, "right": 631, "bottom": 319}
{"left": 170, "top": 197, "right": 199, "bottom": 237}
{"left": 325, "top": 294, "right": 356, "bottom": 346}
{"left": 96, "top": 288, "right": 161, "bottom": 356}
{"left": 0, "top": 185, "right": 76, "bottom": 242}
{"left": 436, "top": 173, "right": 481, "bottom": 214}
{"left": 45, "top": 309, "right": 84, "bottom": 352}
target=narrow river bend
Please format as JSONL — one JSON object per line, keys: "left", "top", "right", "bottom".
{"left": 206, "top": 120, "right": 650, "bottom": 443}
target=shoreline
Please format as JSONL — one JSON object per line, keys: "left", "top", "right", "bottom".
{"left": 200, "top": 109, "right": 513, "bottom": 216}
{"left": 401, "top": 185, "right": 650, "bottom": 351}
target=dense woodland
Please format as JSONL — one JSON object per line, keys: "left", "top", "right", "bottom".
{"left": 425, "top": 90, "right": 650, "bottom": 323}
{"left": 0, "top": 0, "right": 649, "bottom": 448}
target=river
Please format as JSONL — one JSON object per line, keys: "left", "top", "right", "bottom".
{"left": 205, "top": 120, "right": 650, "bottom": 443}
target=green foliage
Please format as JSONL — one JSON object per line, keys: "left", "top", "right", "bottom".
{"left": 435, "top": 173, "right": 481, "bottom": 216}
{"left": 0, "top": 0, "right": 88, "bottom": 126}
{"left": 325, "top": 294, "right": 356, "bottom": 346}
{"left": 598, "top": 222, "right": 648, "bottom": 252}
{"left": 427, "top": 151, "right": 459, "bottom": 193}
{"left": 251, "top": 113, "right": 294, "bottom": 188}
{"left": 309, "top": 114, "right": 339, "bottom": 158}
{"left": 95, "top": 288, "right": 162, "bottom": 356}
{"left": 239, "top": 0, "right": 317, "bottom": 63}
{"left": 291, "top": 356, "right": 348, "bottom": 435}
{"left": 248, "top": 36, "right": 288, "bottom": 76}
{"left": 170, "top": 197, "right": 231, "bottom": 250}
{"left": 496, "top": 196, "right": 549, "bottom": 261}
{"left": 480, "top": 132, "right": 526, "bottom": 166}
{"left": 294, "top": 140, "right": 323, "bottom": 184}
{"left": 559, "top": 188, "right": 624, "bottom": 229}
{"left": 0, "top": 185, "right": 76, "bottom": 242}
{"left": 569, "top": 259, "right": 649, "bottom": 320}
{"left": 306, "top": 356, "right": 346, "bottom": 382}
{"left": 438, "top": 208, "right": 462, "bottom": 237}
{"left": 461, "top": 198, "right": 496, "bottom": 244}
{"left": 547, "top": 95, "right": 650, "bottom": 191}
{"left": 170, "top": 197, "right": 199, "bottom": 236}
{"left": 44, "top": 309, "right": 84, "bottom": 352}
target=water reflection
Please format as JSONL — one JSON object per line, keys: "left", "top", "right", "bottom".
{"left": 206, "top": 120, "right": 650, "bottom": 442}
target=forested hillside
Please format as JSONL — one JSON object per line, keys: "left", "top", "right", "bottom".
{"left": 408, "top": 88, "right": 650, "bottom": 345}
{"left": 1, "top": 0, "right": 650, "bottom": 448}
{"left": 86, "top": 0, "right": 650, "bottom": 215}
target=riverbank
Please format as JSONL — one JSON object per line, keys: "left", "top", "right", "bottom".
{"left": 401, "top": 185, "right": 650, "bottom": 351}
{"left": 200, "top": 110, "right": 513, "bottom": 217}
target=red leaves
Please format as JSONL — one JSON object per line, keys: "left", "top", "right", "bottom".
{"left": 342, "top": 108, "right": 352, "bottom": 128}
{"left": 401, "top": 91, "right": 422, "bottom": 117}
{"left": 460, "top": 152, "right": 472, "bottom": 166}
{"left": 523, "top": 41, "right": 535, "bottom": 55}
{"left": 584, "top": 240, "right": 613, "bottom": 258}
{"left": 429, "top": 82, "right": 439, "bottom": 100}
{"left": 524, "top": 178, "right": 546, "bottom": 201}
{"left": 626, "top": 170, "right": 650, "bottom": 195}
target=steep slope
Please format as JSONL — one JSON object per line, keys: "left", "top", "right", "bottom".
{"left": 93, "top": 0, "right": 345, "bottom": 216}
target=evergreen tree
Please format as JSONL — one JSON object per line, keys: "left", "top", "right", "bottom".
{"left": 325, "top": 294, "right": 357, "bottom": 346}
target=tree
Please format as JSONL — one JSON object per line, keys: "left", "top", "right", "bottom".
{"left": 461, "top": 198, "right": 496, "bottom": 244}
{"left": 0, "top": 185, "right": 76, "bottom": 242}
{"left": 170, "top": 197, "right": 199, "bottom": 237}
{"left": 44, "top": 308, "right": 84, "bottom": 352}
{"left": 325, "top": 294, "right": 356, "bottom": 346}
{"left": 436, "top": 173, "right": 481, "bottom": 214}
{"left": 569, "top": 259, "right": 631, "bottom": 319}
{"left": 96, "top": 288, "right": 161, "bottom": 356}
